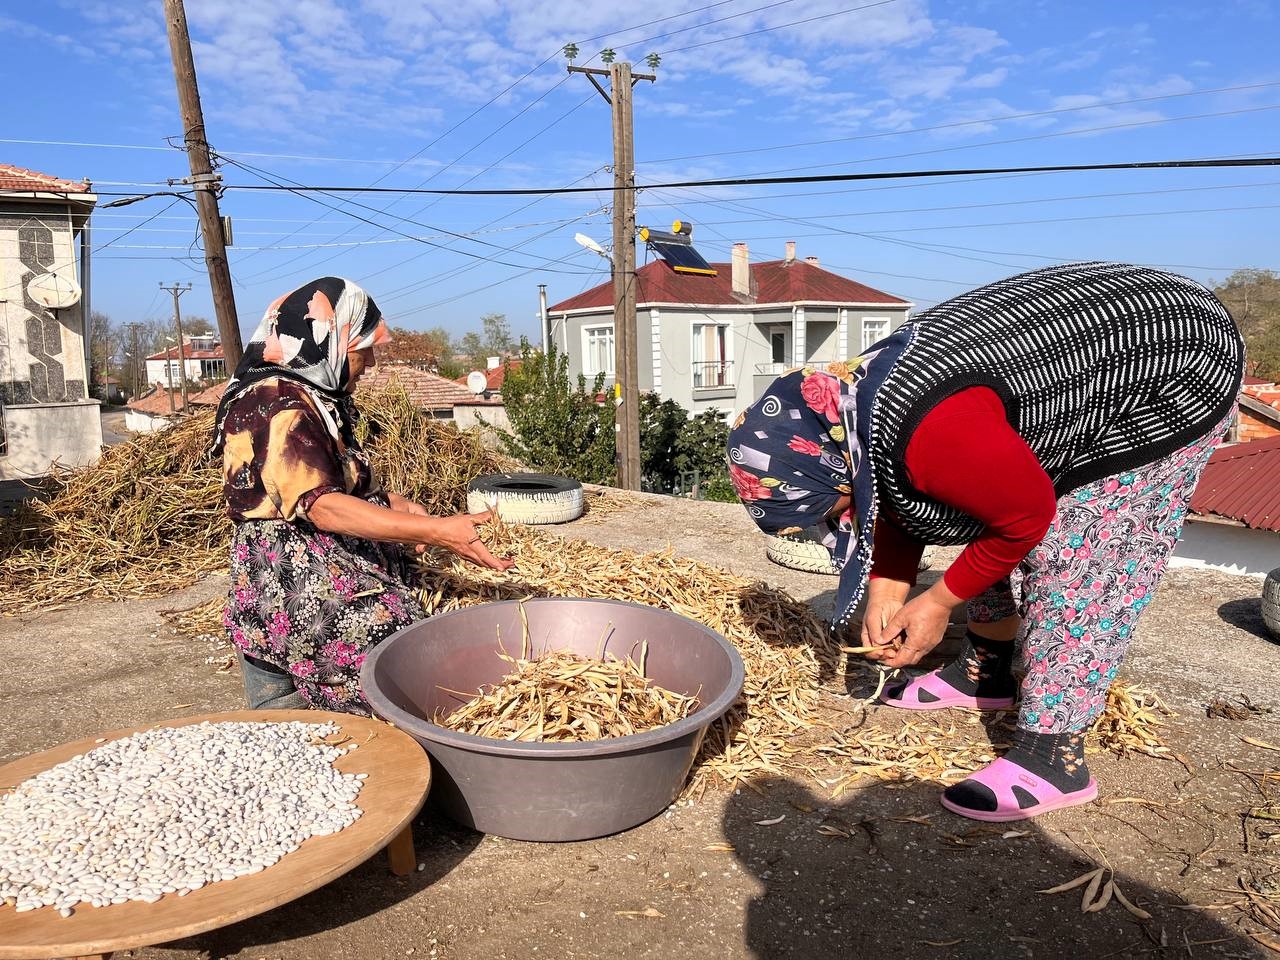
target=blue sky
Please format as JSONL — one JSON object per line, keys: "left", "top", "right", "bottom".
{"left": 1, "top": 0, "right": 1276, "bottom": 343}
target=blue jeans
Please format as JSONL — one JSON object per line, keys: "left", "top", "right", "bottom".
{"left": 237, "top": 653, "right": 309, "bottom": 711}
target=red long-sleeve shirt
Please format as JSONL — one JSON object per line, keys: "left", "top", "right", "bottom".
{"left": 870, "top": 386, "right": 1057, "bottom": 600}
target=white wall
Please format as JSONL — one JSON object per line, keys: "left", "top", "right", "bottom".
{"left": 124, "top": 409, "right": 173, "bottom": 434}
{"left": 0, "top": 202, "right": 91, "bottom": 405}
{"left": 145, "top": 357, "right": 203, "bottom": 387}
{"left": 1170, "top": 518, "right": 1280, "bottom": 577}
{"left": 452, "top": 403, "right": 511, "bottom": 432}
{"left": 0, "top": 399, "right": 102, "bottom": 479}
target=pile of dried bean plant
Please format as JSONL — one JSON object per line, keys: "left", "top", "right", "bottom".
{"left": 435, "top": 637, "right": 699, "bottom": 742}
{"left": 417, "top": 522, "right": 1170, "bottom": 791}
{"left": 0, "top": 384, "right": 508, "bottom": 615}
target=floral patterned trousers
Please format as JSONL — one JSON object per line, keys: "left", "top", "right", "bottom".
{"left": 966, "top": 414, "right": 1231, "bottom": 735}
{"left": 223, "top": 498, "right": 426, "bottom": 715}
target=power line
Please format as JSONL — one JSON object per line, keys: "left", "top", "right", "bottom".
{"left": 190, "top": 155, "right": 1280, "bottom": 197}
{"left": 660, "top": 0, "right": 897, "bottom": 54}
{"left": 638, "top": 80, "right": 1280, "bottom": 165}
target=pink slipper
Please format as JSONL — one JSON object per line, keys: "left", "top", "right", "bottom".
{"left": 879, "top": 670, "right": 1015, "bottom": 711}
{"left": 940, "top": 757, "right": 1099, "bottom": 822}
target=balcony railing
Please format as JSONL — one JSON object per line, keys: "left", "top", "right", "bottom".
{"left": 754, "top": 360, "right": 832, "bottom": 375}
{"left": 693, "top": 360, "right": 734, "bottom": 389}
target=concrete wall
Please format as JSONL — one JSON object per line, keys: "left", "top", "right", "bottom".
{"left": 0, "top": 399, "right": 102, "bottom": 479}
{"left": 0, "top": 203, "right": 90, "bottom": 406}
{"left": 452, "top": 402, "right": 511, "bottom": 432}
{"left": 1170, "top": 518, "right": 1280, "bottom": 577}
{"left": 124, "top": 409, "right": 172, "bottom": 434}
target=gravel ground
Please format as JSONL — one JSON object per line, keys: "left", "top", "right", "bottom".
{"left": 1, "top": 491, "right": 1278, "bottom": 959}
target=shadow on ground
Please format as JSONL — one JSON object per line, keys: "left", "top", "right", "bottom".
{"left": 1218, "top": 598, "right": 1276, "bottom": 643}
{"left": 724, "top": 774, "right": 1260, "bottom": 960}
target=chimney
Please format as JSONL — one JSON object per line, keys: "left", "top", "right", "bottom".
{"left": 486, "top": 356, "right": 501, "bottom": 370}
{"left": 804, "top": 255, "right": 820, "bottom": 268}
{"left": 784, "top": 241, "right": 796, "bottom": 264}
{"left": 732, "top": 242, "right": 750, "bottom": 297}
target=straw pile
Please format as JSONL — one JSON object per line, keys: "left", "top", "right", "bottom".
{"left": 436, "top": 647, "right": 699, "bottom": 742}
{"left": 814, "top": 680, "right": 1171, "bottom": 793}
{"left": 415, "top": 522, "right": 840, "bottom": 787}
{"left": 0, "top": 410, "right": 226, "bottom": 613}
{"left": 0, "top": 384, "right": 508, "bottom": 615}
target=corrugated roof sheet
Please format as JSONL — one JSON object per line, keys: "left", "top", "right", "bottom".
{"left": 0, "top": 163, "right": 90, "bottom": 193}
{"left": 549, "top": 257, "right": 909, "bottom": 312}
{"left": 359, "top": 365, "right": 473, "bottom": 410}
{"left": 1190, "top": 436, "right": 1280, "bottom": 532}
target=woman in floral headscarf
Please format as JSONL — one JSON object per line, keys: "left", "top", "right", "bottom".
{"left": 212, "top": 277, "right": 511, "bottom": 715}
{"left": 728, "top": 262, "right": 1242, "bottom": 822}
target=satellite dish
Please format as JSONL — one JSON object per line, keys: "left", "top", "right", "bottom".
{"left": 26, "top": 271, "right": 82, "bottom": 309}
{"left": 574, "top": 232, "right": 610, "bottom": 261}
{"left": 466, "top": 371, "right": 488, "bottom": 395}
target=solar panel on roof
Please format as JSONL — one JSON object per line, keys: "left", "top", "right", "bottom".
{"left": 645, "top": 238, "right": 717, "bottom": 276}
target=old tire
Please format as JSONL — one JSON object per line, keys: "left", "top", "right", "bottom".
{"left": 1263, "top": 567, "right": 1280, "bottom": 640}
{"left": 766, "top": 528, "right": 839, "bottom": 576}
{"left": 467, "top": 473, "right": 584, "bottom": 525}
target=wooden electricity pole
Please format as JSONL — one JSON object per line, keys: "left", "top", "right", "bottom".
{"left": 569, "top": 61, "right": 655, "bottom": 491}
{"left": 163, "top": 0, "right": 243, "bottom": 372}
{"left": 160, "top": 282, "right": 193, "bottom": 411}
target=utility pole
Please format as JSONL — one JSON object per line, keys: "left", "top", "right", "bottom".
{"left": 569, "top": 59, "right": 656, "bottom": 491}
{"left": 124, "top": 322, "right": 144, "bottom": 399}
{"left": 163, "top": 0, "right": 243, "bottom": 372}
{"left": 538, "top": 284, "right": 550, "bottom": 356}
{"left": 160, "top": 282, "right": 193, "bottom": 411}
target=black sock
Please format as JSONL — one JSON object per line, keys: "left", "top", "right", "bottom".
{"left": 944, "top": 728, "right": 1091, "bottom": 812}
{"left": 935, "top": 630, "right": 1016, "bottom": 698}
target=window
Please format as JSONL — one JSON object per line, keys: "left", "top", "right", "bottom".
{"left": 861, "top": 316, "right": 889, "bottom": 352}
{"left": 770, "top": 331, "right": 786, "bottom": 365}
{"left": 693, "top": 323, "right": 733, "bottom": 388}
{"left": 583, "top": 325, "right": 615, "bottom": 376}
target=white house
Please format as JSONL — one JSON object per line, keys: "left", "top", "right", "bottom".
{"left": 547, "top": 241, "right": 912, "bottom": 417}
{"left": 0, "top": 163, "right": 101, "bottom": 480}
{"left": 144, "top": 335, "right": 226, "bottom": 389}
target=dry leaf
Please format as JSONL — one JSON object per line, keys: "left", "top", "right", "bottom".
{"left": 704, "top": 842, "right": 735, "bottom": 852}
{"left": 1242, "top": 736, "right": 1280, "bottom": 753}
{"left": 817, "top": 825, "right": 852, "bottom": 838}
{"left": 1038, "top": 867, "right": 1103, "bottom": 895}
{"left": 1002, "top": 830, "right": 1030, "bottom": 839}
{"left": 1249, "top": 932, "right": 1280, "bottom": 954}
{"left": 755, "top": 814, "right": 787, "bottom": 826}
{"left": 615, "top": 907, "right": 665, "bottom": 919}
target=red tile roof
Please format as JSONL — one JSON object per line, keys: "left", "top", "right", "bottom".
{"left": 0, "top": 163, "right": 90, "bottom": 194}
{"left": 1190, "top": 436, "right": 1280, "bottom": 532}
{"left": 453, "top": 359, "right": 522, "bottom": 392}
{"left": 146, "top": 343, "right": 225, "bottom": 361}
{"left": 548, "top": 258, "right": 910, "bottom": 312}
{"left": 359, "top": 364, "right": 474, "bottom": 410}
{"left": 126, "top": 381, "right": 226, "bottom": 415}
{"left": 1243, "top": 382, "right": 1280, "bottom": 415}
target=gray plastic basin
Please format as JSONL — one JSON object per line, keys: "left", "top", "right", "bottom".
{"left": 360, "top": 598, "right": 745, "bottom": 841}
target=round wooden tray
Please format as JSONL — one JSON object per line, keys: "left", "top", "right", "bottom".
{"left": 0, "top": 710, "right": 431, "bottom": 960}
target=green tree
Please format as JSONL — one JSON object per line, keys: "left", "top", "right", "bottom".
{"left": 637, "top": 395, "right": 732, "bottom": 498}
{"left": 1212, "top": 268, "right": 1280, "bottom": 378}
{"left": 497, "top": 340, "right": 616, "bottom": 483}
{"left": 182, "top": 315, "right": 215, "bottom": 337}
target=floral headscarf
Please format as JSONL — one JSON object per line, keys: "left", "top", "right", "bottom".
{"left": 727, "top": 325, "right": 912, "bottom": 627}
{"left": 211, "top": 277, "right": 391, "bottom": 456}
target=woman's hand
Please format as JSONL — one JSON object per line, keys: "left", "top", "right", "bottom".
{"left": 861, "top": 577, "right": 911, "bottom": 648}
{"left": 421, "top": 510, "right": 514, "bottom": 572}
{"left": 865, "top": 581, "right": 962, "bottom": 668}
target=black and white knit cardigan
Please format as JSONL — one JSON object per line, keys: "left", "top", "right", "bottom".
{"left": 871, "top": 261, "right": 1245, "bottom": 546}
